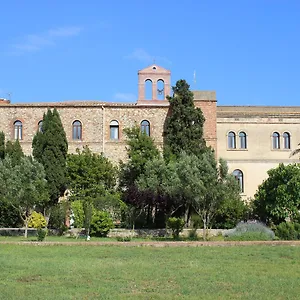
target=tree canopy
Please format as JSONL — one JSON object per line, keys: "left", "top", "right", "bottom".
{"left": 164, "top": 79, "right": 207, "bottom": 158}
{"left": 0, "top": 156, "right": 49, "bottom": 237}
{"left": 32, "top": 108, "right": 68, "bottom": 205}
{"left": 66, "top": 146, "right": 118, "bottom": 204}
{"left": 253, "top": 163, "right": 300, "bottom": 224}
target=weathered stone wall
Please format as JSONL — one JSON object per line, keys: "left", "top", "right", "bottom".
{"left": 0, "top": 97, "right": 217, "bottom": 163}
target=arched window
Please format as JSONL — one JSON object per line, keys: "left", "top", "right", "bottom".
{"left": 110, "top": 120, "right": 119, "bottom": 140}
{"left": 72, "top": 120, "right": 82, "bottom": 140}
{"left": 233, "top": 169, "right": 244, "bottom": 193}
{"left": 283, "top": 132, "right": 290, "bottom": 149}
{"left": 145, "top": 79, "right": 153, "bottom": 100}
{"left": 239, "top": 131, "right": 247, "bottom": 149}
{"left": 157, "top": 79, "right": 165, "bottom": 100}
{"left": 38, "top": 120, "right": 43, "bottom": 133}
{"left": 14, "top": 120, "right": 22, "bottom": 140}
{"left": 141, "top": 120, "right": 150, "bottom": 136}
{"left": 272, "top": 132, "right": 280, "bottom": 149}
{"left": 228, "top": 131, "right": 236, "bottom": 149}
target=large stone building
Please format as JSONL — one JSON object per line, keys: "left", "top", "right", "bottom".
{"left": 0, "top": 64, "right": 299, "bottom": 199}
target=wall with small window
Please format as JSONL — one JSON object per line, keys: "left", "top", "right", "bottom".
{"left": 109, "top": 120, "right": 119, "bottom": 140}
{"left": 14, "top": 120, "right": 23, "bottom": 140}
{"left": 141, "top": 120, "right": 150, "bottom": 136}
{"left": 72, "top": 120, "right": 82, "bottom": 140}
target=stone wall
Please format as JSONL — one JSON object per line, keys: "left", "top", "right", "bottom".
{"left": 0, "top": 95, "right": 217, "bottom": 163}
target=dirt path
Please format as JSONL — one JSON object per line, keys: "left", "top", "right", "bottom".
{"left": 1, "top": 240, "right": 300, "bottom": 247}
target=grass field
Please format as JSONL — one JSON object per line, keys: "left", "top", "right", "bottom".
{"left": 1, "top": 243, "right": 300, "bottom": 299}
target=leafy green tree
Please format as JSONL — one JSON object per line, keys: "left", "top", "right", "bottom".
{"left": 164, "top": 79, "right": 207, "bottom": 158}
{"left": 67, "top": 146, "right": 121, "bottom": 233}
{"left": 0, "top": 156, "right": 49, "bottom": 237}
{"left": 212, "top": 160, "right": 247, "bottom": 229}
{"left": 174, "top": 151, "right": 240, "bottom": 239}
{"left": 253, "top": 163, "right": 300, "bottom": 225}
{"left": 0, "top": 201, "right": 22, "bottom": 227}
{"left": 67, "top": 146, "right": 117, "bottom": 199}
{"left": 5, "top": 140, "right": 24, "bottom": 166}
{"left": 32, "top": 108, "right": 68, "bottom": 209}
{"left": 120, "top": 126, "right": 159, "bottom": 187}
{"left": 136, "top": 156, "right": 182, "bottom": 224}
{"left": 120, "top": 126, "right": 160, "bottom": 227}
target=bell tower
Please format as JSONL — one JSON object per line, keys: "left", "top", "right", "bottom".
{"left": 137, "top": 64, "right": 171, "bottom": 104}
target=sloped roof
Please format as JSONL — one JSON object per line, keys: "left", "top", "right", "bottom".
{"left": 138, "top": 64, "right": 170, "bottom": 75}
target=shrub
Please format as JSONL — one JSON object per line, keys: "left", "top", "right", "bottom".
{"left": 166, "top": 217, "right": 185, "bottom": 239}
{"left": 225, "top": 221, "right": 275, "bottom": 241}
{"left": 28, "top": 211, "right": 47, "bottom": 229}
{"left": 71, "top": 200, "right": 84, "bottom": 228}
{"left": 116, "top": 236, "right": 132, "bottom": 242}
{"left": 37, "top": 228, "right": 47, "bottom": 241}
{"left": 90, "top": 211, "right": 114, "bottom": 237}
{"left": 188, "top": 229, "right": 198, "bottom": 240}
{"left": 275, "top": 222, "right": 300, "bottom": 240}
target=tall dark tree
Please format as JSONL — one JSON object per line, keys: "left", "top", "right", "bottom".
{"left": 5, "top": 139, "right": 24, "bottom": 166}
{"left": 32, "top": 108, "right": 68, "bottom": 207}
{"left": 0, "top": 131, "right": 5, "bottom": 160}
{"left": 164, "top": 79, "right": 207, "bottom": 158}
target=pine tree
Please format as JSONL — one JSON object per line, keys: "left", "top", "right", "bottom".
{"left": 32, "top": 108, "right": 68, "bottom": 204}
{"left": 164, "top": 79, "right": 207, "bottom": 158}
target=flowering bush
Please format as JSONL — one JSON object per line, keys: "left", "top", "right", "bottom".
{"left": 28, "top": 211, "right": 46, "bottom": 229}
{"left": 28, "top": 211, "right": 47, "bottom": 241}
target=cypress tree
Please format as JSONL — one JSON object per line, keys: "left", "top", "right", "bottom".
{"left": 5, "top": 139, "right": 24, "bottom": 166}
{"left": 0, "top": 131, "right": 5, "bottom": 160}
{"left": 32, "top": 108, "right": 68, "bottom": 204}
{"left": 164, "top": 79, "right": 207, "bottom": 158}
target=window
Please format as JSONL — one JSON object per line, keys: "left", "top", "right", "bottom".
{"left": 72, "top": 120, "right": 82, "bottom": 140}
{"left": 38, "top": 120, "right": 43, "bottom": 133}
{"left": 272, "top": 132, "right": 280, "bottom": 149}
{"left": 233, "top": 169, "right": 244, "bottom": 193}
{"left": 141, "top": 120, "right": 150, "bottom": 136}
{"left": 14, "top": 120, "right": 22, "bottom": 140}
{"left": 283, "top": 132, "right": 290, "bottom": 149}
{"left": 110, "top": 120, "right": 119, "bottom": 140}
{"left": 239, "top": 131, "right": 247, "bottom": 149}
{"left": 228, "top": 131, "right": 236, "bottom": 149}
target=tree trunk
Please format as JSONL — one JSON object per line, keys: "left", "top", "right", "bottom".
{"left": 184, "top": 205, "right": 190, "bottom": 227}
{"left": 24, "top": 219, "right": 28, "bottom": 238}
{"left": 202, "top": 218, "right": 207, "bottom": 241}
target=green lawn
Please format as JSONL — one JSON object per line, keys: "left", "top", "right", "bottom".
{"left": 1, "top": 244, "right": 300, "bottom": 299}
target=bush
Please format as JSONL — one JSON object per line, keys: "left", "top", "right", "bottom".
{"left": 37, "top": 228, "right": 47, "bottom": 241}
{"left": 71, "top": 200, "right": 84, "bottom": 228}
{"left": 275, "top": 222, "right": 300, "bottom": 240}
{"left": 90, "top": 211, "right": 114, "bottom": 237}
{"left": 166, "top": 217, "right": 184, "bottom": 239}
{"left": 48, "top": 203, "right": 69, "bottom": 235}
{"left": 116, "top": 236, "right": 132, "bottom": 242}
{"left": 225, "top": 221, "right": 275, "bottom": 241}
{"left": 28, "top": 211, "right": 47, "bottom": 229}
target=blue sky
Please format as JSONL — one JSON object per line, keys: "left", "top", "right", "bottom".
{"left": 0, "top": 0, "right": 300, "bottom": 106}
